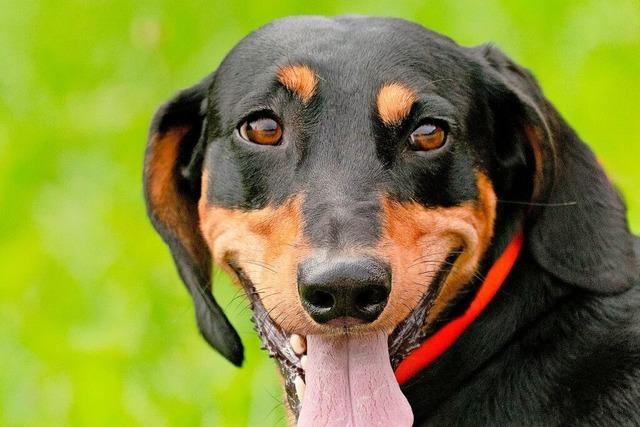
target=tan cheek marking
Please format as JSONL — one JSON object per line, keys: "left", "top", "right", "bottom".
{"left": 198, "top": 190, "right": 313, "bottom": 333}
{"left": 376, "top": 83, "right": 417, "bottom": 126}
{"left": 425, "top": 172, "right": 497, "bottom": 323}
{"left": 374, "top": 172, "right": 497, "bottom": 332}
{"left": 276, "top": 64, "right": 318, "bottom": 104}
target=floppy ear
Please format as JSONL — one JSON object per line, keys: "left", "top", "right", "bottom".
{"left": 143, "top": 75, "right": 243, "bottom": 366}
{"left": 477, "top": 44, "right": 638, "bottom": 293}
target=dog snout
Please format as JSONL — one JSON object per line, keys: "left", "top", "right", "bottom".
{"left": 297, "top": 256, "right": 391, "bottom": 325}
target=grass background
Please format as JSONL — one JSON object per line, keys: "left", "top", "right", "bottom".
{"left": 0, "top": 0, "right": 638, "bottom": 426}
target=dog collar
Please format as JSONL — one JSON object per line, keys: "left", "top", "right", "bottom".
{"left": 394, "top": 231, "right": 524, "bottom": 385}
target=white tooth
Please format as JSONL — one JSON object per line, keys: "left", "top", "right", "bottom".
{"left": 300, "top": 355, "right": 308, "bottom": 370}
{"left": 294, "top": 376, "right": 306, "bottom": 401}
{"left": 290, "top": 334, "right": 306, "bottom": 355}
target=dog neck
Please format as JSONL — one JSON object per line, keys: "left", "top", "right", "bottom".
{"left": 395, "top": 229, "right": 524, "bottom": 384}
{"left": 398, "top": 232, "right": 574, "bottom": 421}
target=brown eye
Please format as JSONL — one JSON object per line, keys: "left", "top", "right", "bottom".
{"left": 409, "top": 122, "right": 446, "bottom": 151}
{"left": 239, "top": 116, "right": 283, "bottom": 145}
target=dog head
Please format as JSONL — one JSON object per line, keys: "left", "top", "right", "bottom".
{"left": 143, "top": 16, "right": 637, "bottom": 423}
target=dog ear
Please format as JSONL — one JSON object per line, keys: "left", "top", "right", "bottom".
{"left": 476, "top": 44, "right": 638, "bottom": 294}
{"left": 143, "top": 75, "right": 243, "bottom": 366}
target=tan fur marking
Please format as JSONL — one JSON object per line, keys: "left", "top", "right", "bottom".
{"left": 276, "top": 64, "right": 318, "bottom": 103}
{"left": 425, "top": 172, "right": 497, "bottom": 323}
{"left": 148, "top": 129, "right": 187, "bottom": 220}
{"left": 198, "top": 170, "right": 496, "bottom": 339}
{"left": 147, "top": 128, "right": 207, "bottom": 263}
{"left": 376, "top": 83, "right": 417, "bottom": 126}
{"left": 374, "top": 172, "right": 497, "bottom": 332}
{"left": 199, "top": 191, "right": 312, "bottom": 333}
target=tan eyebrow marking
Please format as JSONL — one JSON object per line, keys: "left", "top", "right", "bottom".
{"left": 276, "top": 64, "right": 318, "bottom": 104}
{"left": 376, "top": 82, "right": 417, "bottom": 126}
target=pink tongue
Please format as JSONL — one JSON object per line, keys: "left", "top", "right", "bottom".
{"left": 297, "top": 331, "right": 413, "bottom": 427}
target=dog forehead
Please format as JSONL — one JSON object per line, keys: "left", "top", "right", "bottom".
{"left": 214, "top": 16, "right": 472, "bottom": 96}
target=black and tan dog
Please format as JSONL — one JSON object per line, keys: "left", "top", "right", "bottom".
{"left": 144, "top": 16, "right": 640, "bottom": 426}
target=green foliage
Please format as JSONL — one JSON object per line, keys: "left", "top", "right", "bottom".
{"left": 0, "top": 1, "right": 638, "bottom": 425}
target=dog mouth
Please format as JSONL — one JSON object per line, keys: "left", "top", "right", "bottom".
{"left": 229, "top": 250, "right": 460, "bottom": 425}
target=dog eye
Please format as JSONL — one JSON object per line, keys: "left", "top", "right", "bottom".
{"left": 409, "top": 122, "right": 447, "bottom": 151}
{"left": 239, "top": 116, "right": 283, "bottom": 145}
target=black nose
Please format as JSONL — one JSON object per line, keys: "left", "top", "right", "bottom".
{"left": 297, "top": 256, "right": 391, "bottom": 324}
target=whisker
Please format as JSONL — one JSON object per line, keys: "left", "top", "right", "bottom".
{"left": 410, "top": 249, "right": 462, "bottom": 264}
{"left": 263, "top": 390, "right": 285, "bottom": 423}
{"left": 236, "top": 259, "right": 278, "bottom": 274}
{"left": 408, "top": 259, "right": 457, "bottom": 270}
{"left": 497, "top": 199, "right": 577, "bottom": 207}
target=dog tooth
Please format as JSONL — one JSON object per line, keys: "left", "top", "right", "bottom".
{"left": 294, "top": 376, "right": 306, "bottom": 401}
{"left": 300, "top": 355, "right": 308, "bottom": 370}
{"left": 290, "top": 334, "right": 306, "bottom": 355}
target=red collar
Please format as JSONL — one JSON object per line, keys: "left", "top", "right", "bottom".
{"left": 394, "top": 231, "right": 524, "bottom": 385}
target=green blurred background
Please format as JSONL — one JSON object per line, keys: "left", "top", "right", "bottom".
{"left": 0, "top": 0, "right": 638, "bottom": 426}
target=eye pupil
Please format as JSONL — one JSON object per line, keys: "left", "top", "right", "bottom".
{"left": 240, "top": 116, "right": 283, "bottom": 145}
{"left": 410, "top": 122, "right": 446, "bottom": 151}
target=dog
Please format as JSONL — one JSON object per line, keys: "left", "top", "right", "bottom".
{"left": 143, "top": 16, "right": 640, "bottom": 426}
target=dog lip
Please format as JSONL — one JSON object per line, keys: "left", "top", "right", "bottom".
{"left": 228, "top": 248, "right": 462, "bottom": 419}
{"left": 227, "top": 260, "right": 306, "bottom": 414}
{"left": 325, "top": 316, "right": 367, "bottom": 327}
{"left": 388, "top": 248, "right": 463, "bottom": 368}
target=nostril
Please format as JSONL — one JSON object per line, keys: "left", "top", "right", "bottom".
{"left": 355, "top": 284, "right": 390, "bottom": 314}
{"left": 307, "top": 289, "right": 335, "bottom": 310}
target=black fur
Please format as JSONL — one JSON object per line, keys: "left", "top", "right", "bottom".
{"left": 144, "top": 16, "right": 640, "bottom": 425}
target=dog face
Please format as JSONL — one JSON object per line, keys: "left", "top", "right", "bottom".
{"left": 144, "top": 16, "right": 638, "bottom": 423}
{"left": 199, "top": 17, "right": 506, "bottom": 337}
